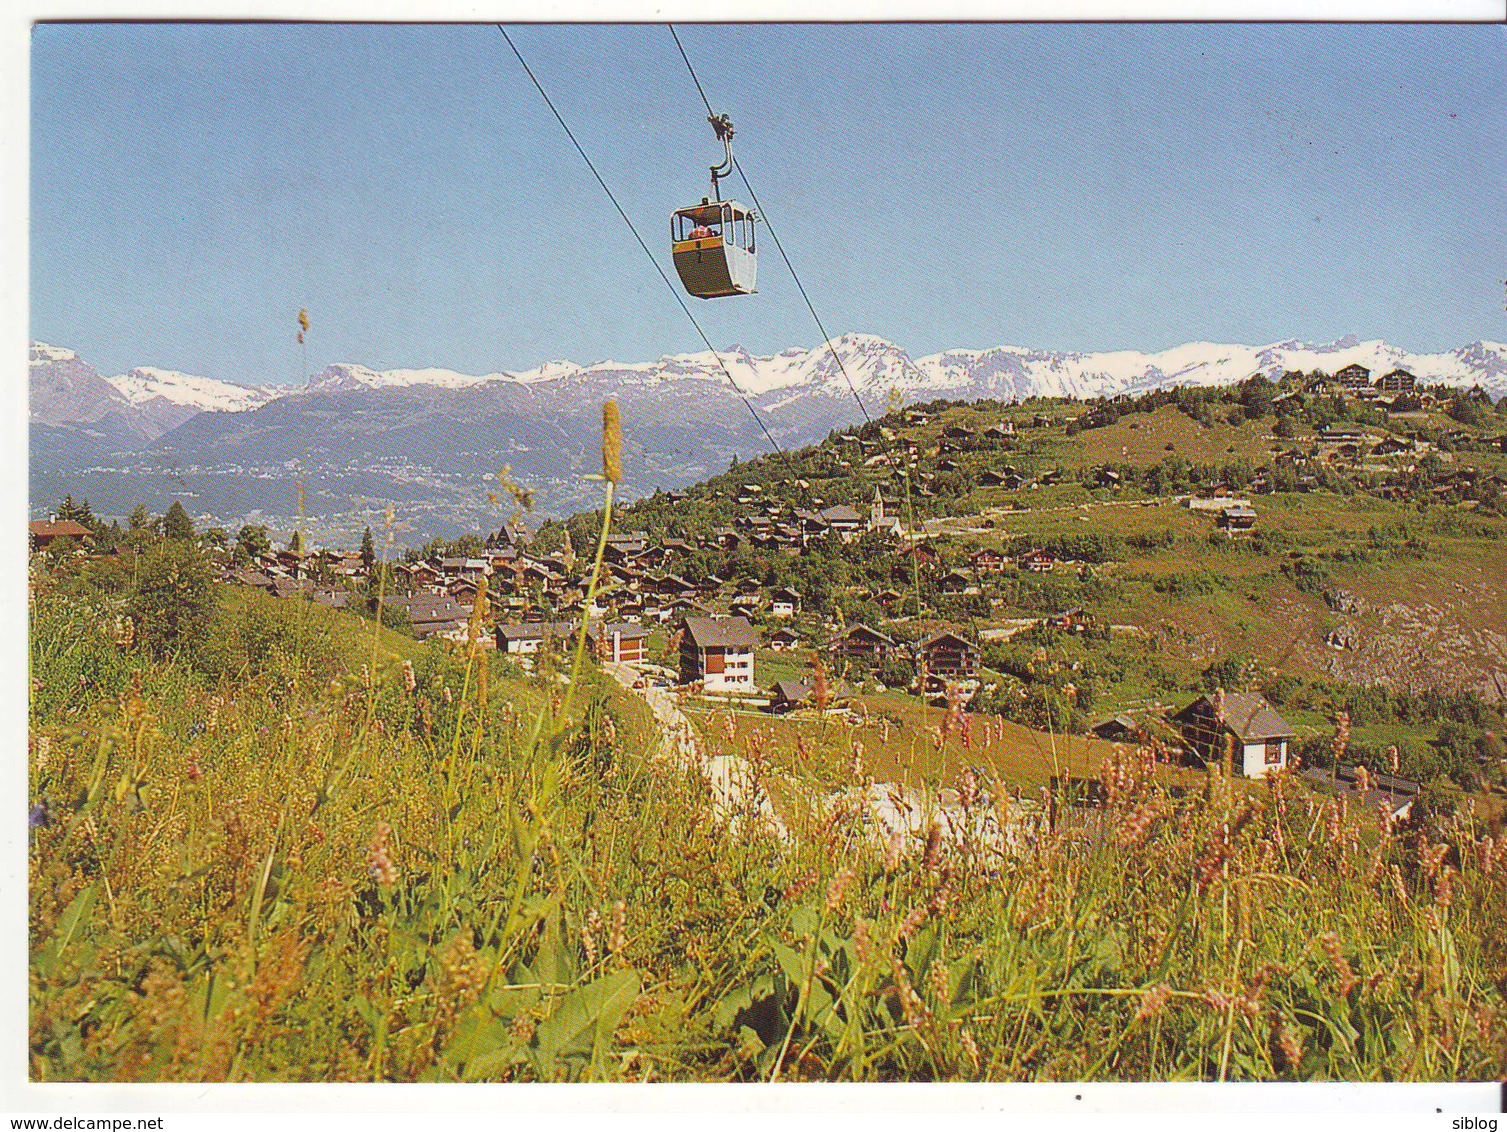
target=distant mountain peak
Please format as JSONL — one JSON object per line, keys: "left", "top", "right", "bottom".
{"left": 31, "top": 342, "right": 78, "bottom": 363}
{"left": 107, "top": 366, "right": 277, "bottom": 414}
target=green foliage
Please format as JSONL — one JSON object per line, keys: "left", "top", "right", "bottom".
{"left": 163, "top": 501, "right": 195, "bottom": 542}
{"left": 55, "top": 495, "right": 98, "bottom": 529}
{"left": 1201, "top": 656, "right": 1257, "bottom": 693}
{"left": 237, "top": 524, "right": 272, "bottom": 560}
{"left": 126, "top": 541, "right": 217, "bottom": 658}
{"left": 1281, "top": 557, "right": 1332, "bottom": 597}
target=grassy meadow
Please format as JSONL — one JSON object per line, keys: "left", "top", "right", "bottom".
{"left": 28, "top": 556, "right": 1507, "bottom": 1082}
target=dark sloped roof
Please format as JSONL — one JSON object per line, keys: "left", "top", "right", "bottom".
{"left": 497, "top": 621, "right": 573, "bottom": 642}
{"left": 773, "top": 679, "right": 812, "bottom": 703}
{"left": 921, "top": 631, "right": 977, "bottom": 651}
{"left": 683, "top": 615, "right": 759, "bottom": 651}
{"left": 1176, "top": 692, "right": 1293, "bottom": 742}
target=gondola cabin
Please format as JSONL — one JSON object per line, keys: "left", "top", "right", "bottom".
{"left": 672, "top": 199, "right": 757, "bottom": 299}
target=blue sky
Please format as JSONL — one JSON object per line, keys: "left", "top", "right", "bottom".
{"left": 29, "top": 21, "right": 1507, "bottom": 385}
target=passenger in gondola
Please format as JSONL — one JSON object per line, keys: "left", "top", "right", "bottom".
{"left": 690, "top": 222, "right": 715, "bottom": 240}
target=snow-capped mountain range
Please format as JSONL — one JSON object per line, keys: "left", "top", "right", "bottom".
{"left": 300, "top": 333, "right": 1507, "bottom": 405}
{"left": 28, "top": 332, "right": 1507, "bottom": 537}
{"left": 31, "top": 333, "right": 1507, "bottom": 430}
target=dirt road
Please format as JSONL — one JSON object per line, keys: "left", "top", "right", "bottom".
{"left": 606, "top": 664, "right": 787, "bottom": 840}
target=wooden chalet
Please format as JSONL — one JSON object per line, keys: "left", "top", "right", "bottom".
{"left": 837, "top": 623, "right": 898, "bottom": 665}
{"left": 918, "top": 631, "right": 980, "bottom": 686}
{"left": 1019, "top": 549, "right": 1056, "bottom": 574}
{"left": 971, "top": 548, "right": 1008, "bottom": 574}
{"left": 769, "top": 626, "right": 801, "bottom": 651}
{"left": 1172, "top": 692, "right": 1293, "bottom": 779}
{"left": 230, "top": 567, "right": 278, "bottom": 594}
{"left": 395, "top": 594, "right": 474, "bottom": 642}
{"left": 769, "top": 679, "right": 813, "bottom": 715}
{"left": 1044, "top": 607, "right": 1096, "bottom": 634}
{"left": 496, "top": 620, "right": 574, "bottom": 656}
{"left": 770, "top": 587, "right": 802, "bottom": 618}
{"left": 29, "top": 518, "right": 95, "bottom": 551}
{"left": 979, "top": 469, "right": 1025, "bottom": 489}
{"left": 937, "top": 569, "right": 975, "bottom": 595}
{"left": 1217, "top": 505, "right": 1257, "bottom": 534}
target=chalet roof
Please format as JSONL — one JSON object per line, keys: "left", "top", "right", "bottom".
{"left": 30, "top": 519, "right": 93, "bottom": 539}
{"left": 1095, "top": 714, "right": 1141, "bottom": 737}
{"left": 497, "top": 621, "right": 574, "bottom": 642}
{"left": 586, "top": 621, "right": 649, "bottom": 641}
{"left": 920, "top": 631, "right": 977, "bottom": 651}
{"left": 394, "top": 593, "right": 471, "bottom": 616}
{"left": 844, "top": 623, "right": 897, "bottom": 646}
{"left": 1335, "top": 765, "right": 1421, "bottom": 797}
{"left": 683, "top": 615, "right": 759, "bottom": 651}
{"left": 1175, "top": 692, "right": 1293, "bottom": 742}
{"left": 819, "top": 504, "right": 863, "bottom": 524}
{"left": 232, "top": 568, "right": 277, "bottom": 588}
{"left": 772, "top": 679, "right": 812, "bottom": 704}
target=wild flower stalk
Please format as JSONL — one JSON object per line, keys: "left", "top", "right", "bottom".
{"left": 367, "top": 821, "right": 398, "bottom": 888}
{"left": 560, "top": 402, "right": 622, "bottom": 728}
{"left": 1318, "top": 931, "right": 1358, "bottom": 997}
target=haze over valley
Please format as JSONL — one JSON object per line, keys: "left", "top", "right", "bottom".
{"left": 30, "top": 334, "right": 1507, "bottom": 544}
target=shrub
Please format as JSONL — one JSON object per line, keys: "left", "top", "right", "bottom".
{"left": 127, "top": 541, "right": 216, "bottom": 658}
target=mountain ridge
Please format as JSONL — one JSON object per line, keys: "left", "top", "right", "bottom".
{"left": 33, "top": 334, "right": 1507, "bottom": 424}
{"left": 30, "top": 333, "right": 1507, "bottom": 537}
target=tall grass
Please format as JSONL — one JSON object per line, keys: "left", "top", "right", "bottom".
{"left": 28, "top": 568, "right": 1507, "bottom": 1082}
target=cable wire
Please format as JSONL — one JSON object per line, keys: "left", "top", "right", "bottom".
{"left": 669, "top": 24, "right": 873, "bottom": 428}
{"left": 497, "top": 25, "right": 791, "bottom": 469}
{"left": 669, "top": 25, "right": 940, "bottom": 633}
